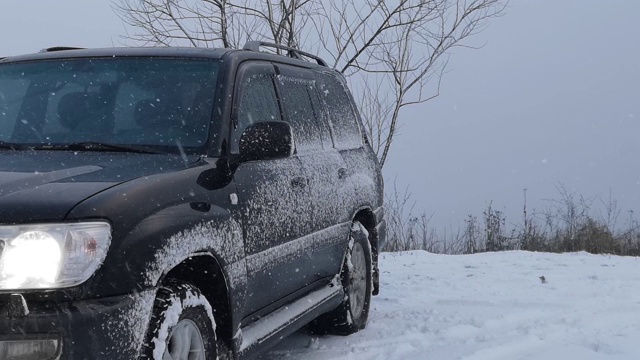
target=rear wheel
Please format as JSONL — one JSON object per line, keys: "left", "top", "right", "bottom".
{"left": 142, "top": 281, "right": 217, "bottom": 360}
{"left": 312, "top": 221, "right": 372, "bottom": 335}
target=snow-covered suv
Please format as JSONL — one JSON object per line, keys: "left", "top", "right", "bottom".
{"left": 0, "top": 42, "right": 385, "bottom": 360}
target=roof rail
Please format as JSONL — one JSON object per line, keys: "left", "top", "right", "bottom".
{"left": 39, "top": 46, "right": 85, "bottom": 53}
{"left": 243, "top": 41, "right": 327, "bottom": 67}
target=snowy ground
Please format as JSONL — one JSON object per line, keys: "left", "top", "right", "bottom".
{"left": 261, "top": 251, "right": 640, "bottom": 359}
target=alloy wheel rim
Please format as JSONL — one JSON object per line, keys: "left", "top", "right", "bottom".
{"left": 163, "top": 319, "right": 206, "bottom": 360}
{"left": 348, "top": 242, "right": 367, "bottom": 319}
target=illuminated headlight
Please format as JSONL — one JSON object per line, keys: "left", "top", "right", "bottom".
{"left": 0, "top": 222, "right": 111, "bottom": 290}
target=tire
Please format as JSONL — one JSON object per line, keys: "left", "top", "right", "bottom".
{"left": 312, "top": 221, "right": 373, "bottom": 335}
{"left": 141, "top": 281, "right": 217, "bottom": 360}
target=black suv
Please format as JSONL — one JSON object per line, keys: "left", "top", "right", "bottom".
{"left": 0, "top": 42, "right": 385, "bottom": 360}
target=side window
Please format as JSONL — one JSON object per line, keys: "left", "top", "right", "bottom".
{"left": 277, "top": 74, "right": 324, "bottom": 153}
{"left": 231, "top": 64, "right": 280, "bottom": 153}
{"left": 317, "top": 72, "right": 363, "bottom": 150}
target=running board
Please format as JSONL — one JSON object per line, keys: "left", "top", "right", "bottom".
{"left": 237, "top": 277, "right": 343, "bottom": 359}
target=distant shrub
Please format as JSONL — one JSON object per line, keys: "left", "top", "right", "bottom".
{"left": 382, "top": 185, "right": 640, "bottom": 256}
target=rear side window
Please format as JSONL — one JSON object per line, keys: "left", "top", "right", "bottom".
{"left": 277, "top": 74, "right": 324, "bottom": 153}
{"left": 317, "top": 72, "right": 363, "bottom": 150}
{"left": 232, "top": 63, "right": 281, "bottom": 153}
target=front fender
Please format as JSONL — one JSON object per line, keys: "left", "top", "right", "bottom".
{"left": 67, "top": 200, "right": 247, "bottom": 304}
{"left": 129, "top": 204, "right": 245, "bottom": 287}
{"left": 115, "top": 203, "right": 247, "bottom": 301}
{"left": 87, "top": 203, "right": 247, "bottom": 358}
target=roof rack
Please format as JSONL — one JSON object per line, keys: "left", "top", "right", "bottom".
{"left": 39, "top": 46, "right": 85, "bottom": 53}
{"left": 243, "top": 41, "right": 327, "bottom": 67}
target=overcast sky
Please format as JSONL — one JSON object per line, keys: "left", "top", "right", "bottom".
{"left": 384, "top": 0, "right": 640, "bottom": 229}
{"left": 2, "top": 0, "right": 639, "bottom": 230}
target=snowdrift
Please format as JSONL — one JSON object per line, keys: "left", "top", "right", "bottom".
{"left": 263, "top": 251, "right": 640, "bottom": 359}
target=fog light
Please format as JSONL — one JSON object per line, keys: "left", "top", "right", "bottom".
{"left": 0, "top": 338, "right": 59, "bottom": 360}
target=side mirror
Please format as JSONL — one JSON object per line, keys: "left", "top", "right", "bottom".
{"left": 238, "top": 121, "right": 294, "bottom": 162}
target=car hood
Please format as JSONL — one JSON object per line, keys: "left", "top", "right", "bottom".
{"left": 0, "top": 151, "right": 201, "bottom": 224}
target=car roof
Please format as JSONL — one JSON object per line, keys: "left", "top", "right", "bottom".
{"left": 0, "top": 44, "right": 342, "bottom": 80}
{"left": 0, "top": 41, "right": 336, "bottom": 70}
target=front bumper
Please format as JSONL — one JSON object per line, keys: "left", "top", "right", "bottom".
{"left": 0, "top": 289, "right": 156, "bottom": 360}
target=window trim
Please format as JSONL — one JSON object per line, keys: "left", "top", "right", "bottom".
{"left": 230, "top": 61, "right": 282, "bottom": 128}
{"left": 229, "top": 61, "right": 283, "bottom": 154}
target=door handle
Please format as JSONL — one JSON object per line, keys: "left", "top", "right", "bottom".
{"left": 338, "top": 167, "right": 348, "bottom": 180}
{"left": 291, "top": 176, "right": 307, "bottom": 188}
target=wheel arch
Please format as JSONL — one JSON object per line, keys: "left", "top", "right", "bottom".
{"left": 352, "top": 207, "right": 380, "bottom": 295}
{"left": 353, "top": 207, "right": 378, "bottom": 255}
{"left": 160, "top": 252, "right": 234, "bottom": 352}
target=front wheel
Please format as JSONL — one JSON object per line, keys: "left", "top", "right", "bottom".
{"left": 312, "top": 221, "right": 372, "bottom": 335}
{"left": 141, "top": 281, "right": 217, "bottom": 360}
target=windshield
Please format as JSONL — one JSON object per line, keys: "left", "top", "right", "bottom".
{"left": 0, "top": 57, "right": 219, "bottom": 153}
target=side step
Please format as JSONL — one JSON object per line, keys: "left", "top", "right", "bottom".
{"left": 237, "top": 277, "right": 343, "bottom": 359}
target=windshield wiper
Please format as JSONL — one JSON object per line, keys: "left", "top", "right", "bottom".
{"left": 0, "top": 141, "right": 28, "bottom": 150}
{"left": 52, "top": 142, "right": 165, "bottom": 154}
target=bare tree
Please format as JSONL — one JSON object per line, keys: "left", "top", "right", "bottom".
{"left": 114, "top": 0, "right": 506, "bottom": 167}
{"left": 113, "top": 0, "right": 314, "bottom": 49}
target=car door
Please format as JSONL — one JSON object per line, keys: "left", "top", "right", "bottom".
{"left": 274, "top": 64, "right": 352, "bottom": 284}
{"left": 316, "top": 71, "right": 378, "bottom": 216}
{"left": 230, "top": 61, "right": 314, "bottom": 317}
